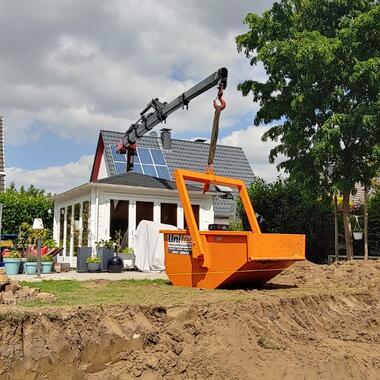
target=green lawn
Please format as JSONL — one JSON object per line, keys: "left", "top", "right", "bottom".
{"left": 18, "top": 279, "right": 246, "bottom": 307}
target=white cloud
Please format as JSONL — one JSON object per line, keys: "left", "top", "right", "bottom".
{"left": 5, "top": 155, "right": 93, "bottom": 193}
{"left": 0, "top": 0, "right": 272, "bottom": 146}
{"left": 220, "top": 125, "right": 285, "bottom": 181}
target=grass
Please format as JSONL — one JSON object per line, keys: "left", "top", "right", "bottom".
{"left": 18, "top": 279, "right": 247, "bottom": 307}
{"left": 17, "top": 278, "right": 365, "bottom": 308}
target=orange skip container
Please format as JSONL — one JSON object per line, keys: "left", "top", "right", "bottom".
{"left": 161, "top": 169, "right": 305, "bottom": 289}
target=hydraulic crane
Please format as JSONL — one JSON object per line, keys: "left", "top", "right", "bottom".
{"left": 116, "top": 67, "right": 228, "bottom": 175}
{"left": 116, "top": 66, "right": 305, "bottom": 289}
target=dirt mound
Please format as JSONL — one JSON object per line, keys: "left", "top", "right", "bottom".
{"left": 0, "top": 260, "right": 380, "bottom": 379}
{"left": 271, "top": 260, "right": 380, "bottom": 290}
{"left": 0, "top": 281, "right": 56, "bottom": 306}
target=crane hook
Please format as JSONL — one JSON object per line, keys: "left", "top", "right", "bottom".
{"left": 213, "top": 86, "right": 226, "bottom": 110}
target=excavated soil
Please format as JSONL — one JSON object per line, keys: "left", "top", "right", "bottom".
{"left": 1, "top": 261, "right": 380, "bottom": 379}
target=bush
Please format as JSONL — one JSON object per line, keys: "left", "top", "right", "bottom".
{"left": 0, "top": 185, "right": 53, "bottom": 235}
{"left": 238, "top": 178, "right": 334, "bottom": 263}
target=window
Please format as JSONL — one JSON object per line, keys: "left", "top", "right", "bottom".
{"left": 136, "top": 201, "right": 154, "bottom": 227}
{"left": 184, "top": 205, "right": 200, "bottom": 229}
{"left": 110, "top": 200, "right": 129, "bottom": 247}
{"left": 161, "top": 203, "right": 177, "bottom": 226}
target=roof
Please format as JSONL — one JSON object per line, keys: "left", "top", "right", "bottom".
{"left": 97, "top": 130, "right": 255, "bottom": 218}
{"left": 95, "top": 171, "right": 201, "bottom": 192}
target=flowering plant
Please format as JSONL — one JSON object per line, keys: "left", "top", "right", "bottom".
{"left": 86, "top": 257, "right": 101, "bottom": 264}
{"left": 3, "top": 249, "right": 21, "bottom": 259}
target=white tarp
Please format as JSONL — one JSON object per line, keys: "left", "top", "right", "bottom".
{"left": 133, "top": 220, "right": 178, "bottom": 272}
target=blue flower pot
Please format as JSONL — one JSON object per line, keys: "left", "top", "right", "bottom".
{"left": 24, "top": 262, "right": 38, "bottom": 275}
{"left": 3, "top": 258, "right": 21, "bottom": 275}
{"left": 41, "top": 262, "right": 53, "bottom": 274}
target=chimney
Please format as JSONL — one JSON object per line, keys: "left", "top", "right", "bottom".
{"left": 160, "top": 128, "right": 171, "bottom": 150}
{"left": 0, "top": 116, "right": 5, "bottom": 192}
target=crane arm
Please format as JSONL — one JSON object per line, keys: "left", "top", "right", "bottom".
{"left": 116, "top": 67, "right": 228, "bottom": 170}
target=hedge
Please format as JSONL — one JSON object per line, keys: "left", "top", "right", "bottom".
{"left": 0, "top": 190, "right": 54, "bottom": 235}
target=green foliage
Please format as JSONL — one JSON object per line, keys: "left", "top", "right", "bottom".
{"left": 86, "top": 256, "right": 101, "bottom": 264}
{"left": 96, "top": 239, "right": 114, "bottom": 249}
{"left": 239, "top": 178, "right": 334, "bottom": 262}
{"left": 0, "top": 184, "right": 53, "bottom": 235}
{"left": 120, "top": 247, "right": 134, "bottom": 254}
{"left": 369, "top": 187, "right": 380, "bottom": 254}
{"left": 41, "top": 255, "right": 53, "bottom": 262}
{"left": 237, "top": 0, "right": 380, "bottom": 193}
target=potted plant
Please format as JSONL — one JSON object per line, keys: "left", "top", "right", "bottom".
{"left": 119, "top": 247, "right": 136, "bottom": 270}
{"left": 86, "top": 256, "right": 101, "bottom": 272}
{"left": 41, "top": 255, "right": 54, "bottom": 274}
{"left": 3, "top": 249, "right": 21, "bottom": 275}
{"left": 96, "top": 239, "right": 115, "bottom": 271}
{"left": 24, "top": 248, "right": 38, "bottom": 275}
{"left": 352, "top": 215, "right": 363, "bottom": 240}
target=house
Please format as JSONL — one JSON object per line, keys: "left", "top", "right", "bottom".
{"left": 53, "top": 129, "right": 255, "bottom": 267}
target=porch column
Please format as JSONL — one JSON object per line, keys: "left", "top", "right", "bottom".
{"left": 128, "top": 200, "right": 136, "bottom": 248}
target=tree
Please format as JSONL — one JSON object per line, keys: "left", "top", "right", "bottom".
{"left": 237, "top": 0, "right": 380, "bottom": 259}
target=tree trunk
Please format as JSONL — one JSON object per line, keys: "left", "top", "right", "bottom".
{"left": 342, "top": 190, "right": 354, "bottom": 260}
{"left": 334, "top": 195, "right": 339, "bottom": 262}
{"left": 364, "top": 186, "right": 369, "bottom": 262}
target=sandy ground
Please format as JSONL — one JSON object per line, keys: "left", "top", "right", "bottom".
{"left": 1, "top": 260, "right": 380, "bottom": 379}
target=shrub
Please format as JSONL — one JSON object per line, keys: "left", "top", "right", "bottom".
{"left": 0, "top": 186, "right": 53, "bottom": 235}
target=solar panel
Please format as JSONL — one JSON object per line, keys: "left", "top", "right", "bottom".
{"left": 110, "top": 145, "right": 126, "bottom": 162}
{"left": 142, "top": 164, "right": 157, "bottom": 177}
{"left": 138, "top": 148, "right": 153, "bottom": 164}
{"left": 150, "top": 149, "right": 166, "bottom": 165}
{"left": 110, "top": 145, "right": 171, "bottom": 180}
{"left": 156, "top": 165, "right": 171, "bottom": 180}
{"left": 114, "top": 162, "right": 127, "bottom": 174}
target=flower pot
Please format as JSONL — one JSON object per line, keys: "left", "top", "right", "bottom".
{"left": 3, "top": 258, "right": 21, "bottom": 275}
{"left": 24, "top": 262, "right": 38, "bottom": 275}
{"left": 97, "top": 248, "right": 114, "bottom": 271}
{"left": 119, "top": 253, "right": 136, "bottom": 270}
{"left": 87, "top": 262, "right": 101, "bottom": 272}
{"left": 353, "top": 232, "right": 363, "bottom": 240}
{"left": 41, "top": 261, "right": 53, "bottom": 274}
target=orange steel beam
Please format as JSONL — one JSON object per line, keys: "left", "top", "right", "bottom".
{"left": 174, "top": 169, "right": 261, "bottom": 269}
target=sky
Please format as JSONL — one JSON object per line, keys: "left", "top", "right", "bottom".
{"left": 2, "top": 0, "right": 282, "bottom": 193}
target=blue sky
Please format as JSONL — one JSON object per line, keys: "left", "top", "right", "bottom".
{"left": 2, "top": 0, "right": 280, "bottom": 192}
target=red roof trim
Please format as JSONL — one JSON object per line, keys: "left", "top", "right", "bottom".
{"left": 90, "top": 134, "right": 105, "bottom": 182}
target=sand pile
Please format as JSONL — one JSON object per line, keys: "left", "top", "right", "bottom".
{"left": 0, "top": 260, "right": 379, "bottom": 379}
{"left": 0, "top": 281, "right": 56, "bottom": 305}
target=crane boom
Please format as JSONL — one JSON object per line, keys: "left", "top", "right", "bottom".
{"left": 117, "top": 67, "right": 228, "bottom": 170}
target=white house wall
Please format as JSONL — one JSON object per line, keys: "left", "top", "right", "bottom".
{"left": 54, "top": 185, "right": 215, "bottom": 268}
{"left": 96, "top": 190, "right": 214, "bottom": 246}
{"left": 53, "top": 193, "right": 91, "bottom": 266}
{"left": 98, "top": 154, "right": 108, "bottom": 179}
